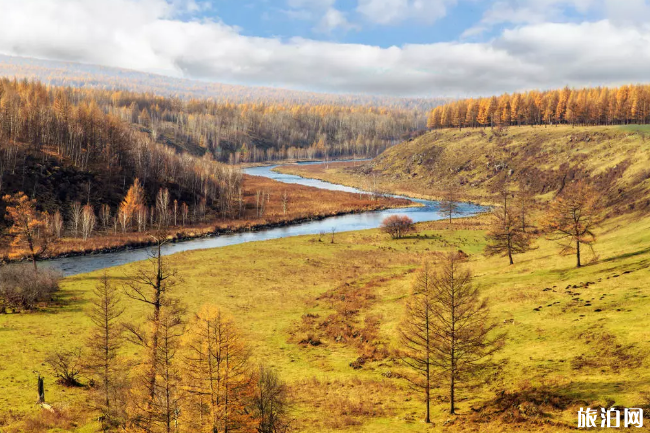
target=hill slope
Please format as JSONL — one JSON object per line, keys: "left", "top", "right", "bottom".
{"left": 279, "top": 125, "right": 650, "bottom": 213}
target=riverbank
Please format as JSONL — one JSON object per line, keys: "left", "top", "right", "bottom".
{"left": 1, "top": 173, "right": 411, "bottom": 265}
{"left": 273, "top": 161, "right": 493, "bottom": 207}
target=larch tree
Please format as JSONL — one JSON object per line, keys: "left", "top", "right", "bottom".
{"left": 123, "top": 231, "right": 177, "bottom": 432}
{"left": 182, "top": 305, "right": 256, "bottom": 433}
{"left": 403, "top": 253, "right": 505, "bottom": 415}
{"left": 86, "top": 273, "right": 125, "bottom": 432}
{"left": 485, "top": 186, "right": 533, "bottom": 265}
{"left": 119, "top": 178, "right": 145, "bottom": 232}
{"left": 545, "top": 181, "right": 601, "bottom": 268}
{"left": 399, "top": 262, "right": 436, "bottom": 423}
{"left": 3, "top": 192, "right": 53, "bottom": 271}
{"left": 155, "top": 302, "right": 185, "bottom": 433}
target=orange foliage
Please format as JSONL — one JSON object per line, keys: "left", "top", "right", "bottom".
{"left": 428, "top": 84, "right": 650, "bottom": 129}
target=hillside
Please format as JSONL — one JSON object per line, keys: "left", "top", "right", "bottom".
{"left": 278, "top": 125, "right": 650, "bottom": 213}
{"left": 3, "top": 213, "right": 650, "bottom": 432}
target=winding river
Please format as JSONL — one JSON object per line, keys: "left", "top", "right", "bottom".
{"left": 45, "top": 161, "right": 486, "bottom": 276}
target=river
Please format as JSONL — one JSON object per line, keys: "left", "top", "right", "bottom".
{"left": 44, "top": 161, "right": 486, "bottom": 276}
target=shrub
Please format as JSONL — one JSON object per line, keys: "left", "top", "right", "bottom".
{"left": 0, "top": 265, "right": 62, "bottom": 311}
{"left": 380, "top": 215, "right": 415, "bottom": 239}
{"left": 47, "top": 348, "right": 84, "bottom": 387}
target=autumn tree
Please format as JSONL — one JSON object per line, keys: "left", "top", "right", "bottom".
{"left": 3, "top": 192, "right": 53, "bottom": 271}
{"left": 52, "top": 210, "right": 64, "bottom": 239}
{"left": 123, "top": 232, "right": 177, "bottom": 432}
{"left": 545, "top": 181, "right": 601, "bottom": 267}
{"left": 81, "top": 203, "right": 97, "bottom": 241}
{"left": 252, "top": 366, "right": 292, "bottom": 433}
{"left": 119, "top": 179, "right": 145, "bottom": 232}
{"left": 86, "top": 273, "right": 126, "bottom": 431}
{"left": 402, "top": 254, "right": 504, "bottom": 415}
{"left": 182, "top": 305, "right": 256, "bottom": 433}
{"left": 155, "top": 302, "right": 185, "bottom": 433}
{"left": 380, "top": 215, "right": 415, "bottom": 239}
{"left": 485, "top": 186, "right": 533, "bottom": 265}
{"left": 399, "top": 263, "right": 436, "bottom": 423}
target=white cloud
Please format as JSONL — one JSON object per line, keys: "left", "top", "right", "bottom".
{"left": 317, "top": 8, "right": 359, "bottom": 33}
{"left": 2, "top": 0, "right": 650, "bottom": 97}
{"left": 285, "top": 0, "right": 354, "bottom": 33}
{"left": 357, "top": 0, "right": 459, "bottom": 25}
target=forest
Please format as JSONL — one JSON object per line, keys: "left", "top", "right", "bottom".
{"left": 427, "top": 84, "right": 650, "bottom": 129}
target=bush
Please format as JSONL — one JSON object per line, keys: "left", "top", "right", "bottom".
{"left": 380, "top": 215, "right": 415, "bottom": 239}
{"left": 47, "top": 348, "right": 84, "bottom": 387}
{"left": 0, "top": 265, "right": 62, "bottom": 311}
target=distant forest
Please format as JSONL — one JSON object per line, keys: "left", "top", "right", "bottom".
{"left": 0, "top": 54, "right": 447, "bottom": 110}
{"left": 0, "top": 56, "right": 436, "bottom": 162}
{"left": 427, "top": 84, "right": 650, "bottom": 129}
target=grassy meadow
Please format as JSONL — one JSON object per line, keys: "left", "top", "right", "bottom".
{"left": 2, "top": 206, "right": 650, "bottom": 431}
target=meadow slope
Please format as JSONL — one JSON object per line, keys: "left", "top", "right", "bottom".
{"left": 2, "top": 211, "right": 650, "bottom": 432}
{"left": 277, "top": 125, "right": 650, "bottom": 212}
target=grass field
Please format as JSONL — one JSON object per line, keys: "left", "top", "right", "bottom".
{"left": 2, "top": 205, "right": 650, "bottom": 431}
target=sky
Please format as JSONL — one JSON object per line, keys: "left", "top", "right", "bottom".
{"left": 1, "top": 0, "right": 650, "bottom": 97}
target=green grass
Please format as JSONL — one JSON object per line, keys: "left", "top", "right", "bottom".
{"left": 2, "top": 211, "right": 650, "bottom": 432}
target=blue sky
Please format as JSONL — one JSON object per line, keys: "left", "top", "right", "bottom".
{"left": 211, "top": 1, "right": 485, "bottom": 46}
{"left": 2, "top": 0, "right": 650, "bottom": 97}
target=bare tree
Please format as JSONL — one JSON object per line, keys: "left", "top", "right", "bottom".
{"left": 439, "top": 184, "right": 460, "bottom": 225}
{"left": 516, "top": 183, "right": 536, "bottom": 233}
{"left": 485, "top": 187, "right": 533, "bottom": 265}
{"left": 136, "top": 205, "right": 148, "bottom": 233}
{"left": 86, "top": 273, "right": 125, "bottom": 431}
{"left": 69, "top": 201, "right": 83, "bottom": 236}
{"left": 47, "top": 347, "right": 84, "bottom": 387}
{"left": 156, "top": 188, "right": 170, "bottom": 228}
{"left": 181, "top": 202, "right": 189, "bottom": 227}
{"left": 401, "top": 254, "right": 504, "bottom": 416}
{"left": 252, "top": 366, "right": 292, "bottom": 433}
{"left": 100, "top": 204, "right": 112, "bottom": 231}
{"left": 545, "top": 181, "right": 601, "bottom": 267}
{"left": 281, "top": 191, "right": 289, "bottom": 215}
{"left": 81, "top": 203, "right": 96, "bottom": 241}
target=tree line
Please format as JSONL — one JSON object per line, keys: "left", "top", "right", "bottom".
{"left": 103, "top": 90, "right": 424, "bottom": 163}
{"left": 427, "top": 84, "right": 650, "bottom": 129}
{"left": 0, "top": 54, "right": 447, "bottom": 111}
